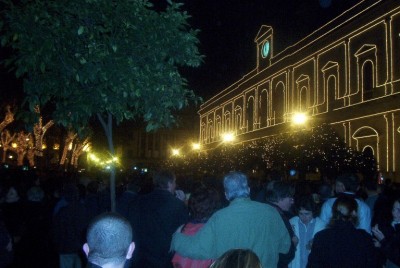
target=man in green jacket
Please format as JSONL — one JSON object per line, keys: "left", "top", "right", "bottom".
{"left": 170, "top": 171, "right": 291, "bottom": 268}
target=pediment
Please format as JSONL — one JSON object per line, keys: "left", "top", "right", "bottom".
{"left": 321, "top": 61, "right": 339, "bottom": 71}
{"left": 296, "top": 74, "right": 309, "bottom": 83}
{"left": 254, "top": 25, "right": 273, "bottom": 43}
{"left": 354, "top": 44, "right": 376, "bottom": 57}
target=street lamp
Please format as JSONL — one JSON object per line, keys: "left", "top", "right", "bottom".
{"left": 292, "top": 112, "right": 308, "bottom": 125}
{"left": 192, "top": 143, "right": 201, "bottom": 150}
{"left": 222, "top": 132, "right": 235, "bottom": 143}
{"left": 171, "top": 148, "right": 180, "bottom": 156}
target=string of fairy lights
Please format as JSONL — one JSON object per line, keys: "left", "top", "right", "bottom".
{"left": 163, "top": 123, "right": 377, "bottom": 178}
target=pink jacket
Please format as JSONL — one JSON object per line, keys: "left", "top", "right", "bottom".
{"left": 172, "top": 222, "right": 214, "bottom": 268}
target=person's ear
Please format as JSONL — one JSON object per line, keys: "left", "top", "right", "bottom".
{"left": 126, "top": 242, "right": 135, "bottom": 260}
{"left": 83, "top": 243, "right": 90, "bottom": 257}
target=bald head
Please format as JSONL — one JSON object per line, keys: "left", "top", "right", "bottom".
{"left": 84, "top": 213, "right": 134, "bottom": 268}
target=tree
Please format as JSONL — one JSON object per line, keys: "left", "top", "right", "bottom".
{"left": 9, "top": 131, "right": 32, "bottom": 166}
{"left": 1, "top": 0, "right": 202, "bottom": 211}
{"left": 1, "top": 129, "right": 15, "bottom": 163}
{"left": 32, "top": 105, "right": 54, "bottom": 157}
{"left": 0, "top": 105, "right": 14, "bottom": 133}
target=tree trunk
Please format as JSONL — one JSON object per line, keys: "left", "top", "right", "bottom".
{"left": 97, "top": 112, "right": 116, "bottom": 212}
{"left": 2, "top": 149, "right": 6, "bottom": 163}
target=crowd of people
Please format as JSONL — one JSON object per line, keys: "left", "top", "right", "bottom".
{"left": 0, "top": 166, "right": 399, "bottom": 268}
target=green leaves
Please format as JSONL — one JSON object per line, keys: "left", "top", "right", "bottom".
{"left": 2, "top": 0, "right": 203, "bottom": 134}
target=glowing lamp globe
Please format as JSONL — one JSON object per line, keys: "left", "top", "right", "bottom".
{"left": 292, "top": 113, "right": 307, "bottom": 125}
{"left": 222, "top": 133, "right": 235, "bottom": 143}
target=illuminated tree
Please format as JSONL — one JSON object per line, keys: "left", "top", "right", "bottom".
{"left": 0, "top": 106, "right": 14, "bottom": 133}
{"left": 33, "top": 105, "right": 54, "bottom": 157}
{"left": 1, "top": 0, "right": 202, "bottom": 211}
{"left": 1, "top": 130, "right": 15, "bottom": 163}
{"left": 60, "top": 131, "right": 77, "bottom": 167}
{"left": 70, "top": 137, "right": 90, "bottom": 168}
{"left": 9, "top": 131, "right": 33, "bottom": 166}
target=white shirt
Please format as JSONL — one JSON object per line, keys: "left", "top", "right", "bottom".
{"left": 319, "top": 193, "right": 372, "bottom": 233}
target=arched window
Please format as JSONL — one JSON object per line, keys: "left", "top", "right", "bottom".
{"left": 273, "top": 82, "right": 285, "bottom": 124}
{"left": 327, "top": 75, "right": 337, "bottom": 111}
{"left": 201, "top": 123, "right": 206, "bottom": 143}
{"left": 299, "top": 86, "right": 308, "bottom": 112}
{"left": 259, "top": 89, "right": 269, "bottom": 128}
{"left": 224, "top": 111, "right": 231, "bottom": 133}
{"left": 362, "top": 61, "right": 374, "bottom": 101}
{"left": 215, "top": 116, "right": 221, "bottom": 139}
{"left": 247, "top": 96, "right": 255, "bottom": 132}
{"left": 207, "top": 120, "right": 213, "bottom": 143}
{"left": 234, "top": 106, "right": 242, "bottom": 134}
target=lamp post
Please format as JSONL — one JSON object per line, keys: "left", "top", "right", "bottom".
{"left": 291, "top": 112, "right": 309, "bottom": 180}
{"left": 171, "top": 148, "right": 181, "bottom": 157}
{"left": 292, "top": 112, "right": 308, "bottom": 126}
{"left": 222, "top": 132, "right": 235, "bottom": 143}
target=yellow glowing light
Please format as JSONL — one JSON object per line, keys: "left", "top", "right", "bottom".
{"left": 8, "top": 155, "right": 13, "bottom": 159}
{"left": 292, "top": 113, "right": 308, "bottom": 125}
{"left": 42, "top": 144, "right": 47, "bottom": 150}
{"left": 222, "top": 132, "right": 235, "bottom": 143}
{"left": 11, "top": 142, "right": 17, "bottom": 148}
{"left": 83, "top": 144, "right": 91, "bottom": 152}
{"left": 68, "top": 142, "right": 73, "bottom": 151}
{"left": 172, "top": 148, "right": 180, "bottom": 156}
{"left": 192, "top": 143, "right": 201, "bottom": 150}
{"left": 89, "top": 153, "right": 100, "bottom": 162}
{"left": 53, "top": 144, "right": 60, "bottom": 150}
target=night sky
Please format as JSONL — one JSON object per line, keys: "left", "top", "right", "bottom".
{"left": 0, "top": 0, "right": 362, "bottom": 103}
{"left": 180, "top": 0, "right": 362, "bottom": 100}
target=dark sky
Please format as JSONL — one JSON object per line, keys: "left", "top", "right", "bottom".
{"left": 180, "top": 0, "right": 362, "bottom": 100}
{"left": 0, "top": 0, "right": 362, "bottom": 104}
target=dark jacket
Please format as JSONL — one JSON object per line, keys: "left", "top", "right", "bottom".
{"left": 52, "top": 201, "right": 89, "bottom": 254}
{"left": 127, "top": 189, "right": 188, "bottom": 268}
{"left": 267, "top": 202, "right": 296, "bottom": 268}
{"left": 307, "top": 220, "right": 378, "bottom": 268}
{"left": 378, "top": 222, "right": 400, "bottom": 266}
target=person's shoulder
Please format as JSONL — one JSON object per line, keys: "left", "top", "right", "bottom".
{"left": 314, "top": 217, "right": 326, "bottom": 225}
{"left": 289, "top": 216, "right": 299, "bottom": 224}
{"left": 324, "top": 197, "right": 337, "bottom": 204}
{"left": 356, "top": 198, "right": 370, "bottom": 209}
{"left": 250, "top": 199, "right": 276, "bottom": 210}
{"left": 321, "top": 197, "right": 336, "bottom": 210}
{"left": 313, "top": 227, "right": 330, "bottom": 239}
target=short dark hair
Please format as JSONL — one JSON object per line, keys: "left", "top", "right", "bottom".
{"left": 152, "top": 170, "right": 175, "bottom": 189}
{"left": 336, "top": 173, "right": 359, "bottom": 193}
{"left": 295, "top": 195, "right": 318, "bottom": 215}
{"left": 265, "top": 181, "right": 294, "bottom": 203}
{"left": 86, "top": 212, "right": 132, "bottom": 266}
{"left": 188, "top": 186, "right": 220, "bottom": 221}
{"left": 318, "top": 183, "right": 333, "bottom": 200}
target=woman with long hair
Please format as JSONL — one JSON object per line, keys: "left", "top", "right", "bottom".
{"left": 307, "top": 195, "right": 377, "bottom": 268}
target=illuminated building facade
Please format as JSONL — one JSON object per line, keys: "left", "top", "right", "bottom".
{"left": 198, "top": 0, "right": 400, "bottom": 181}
